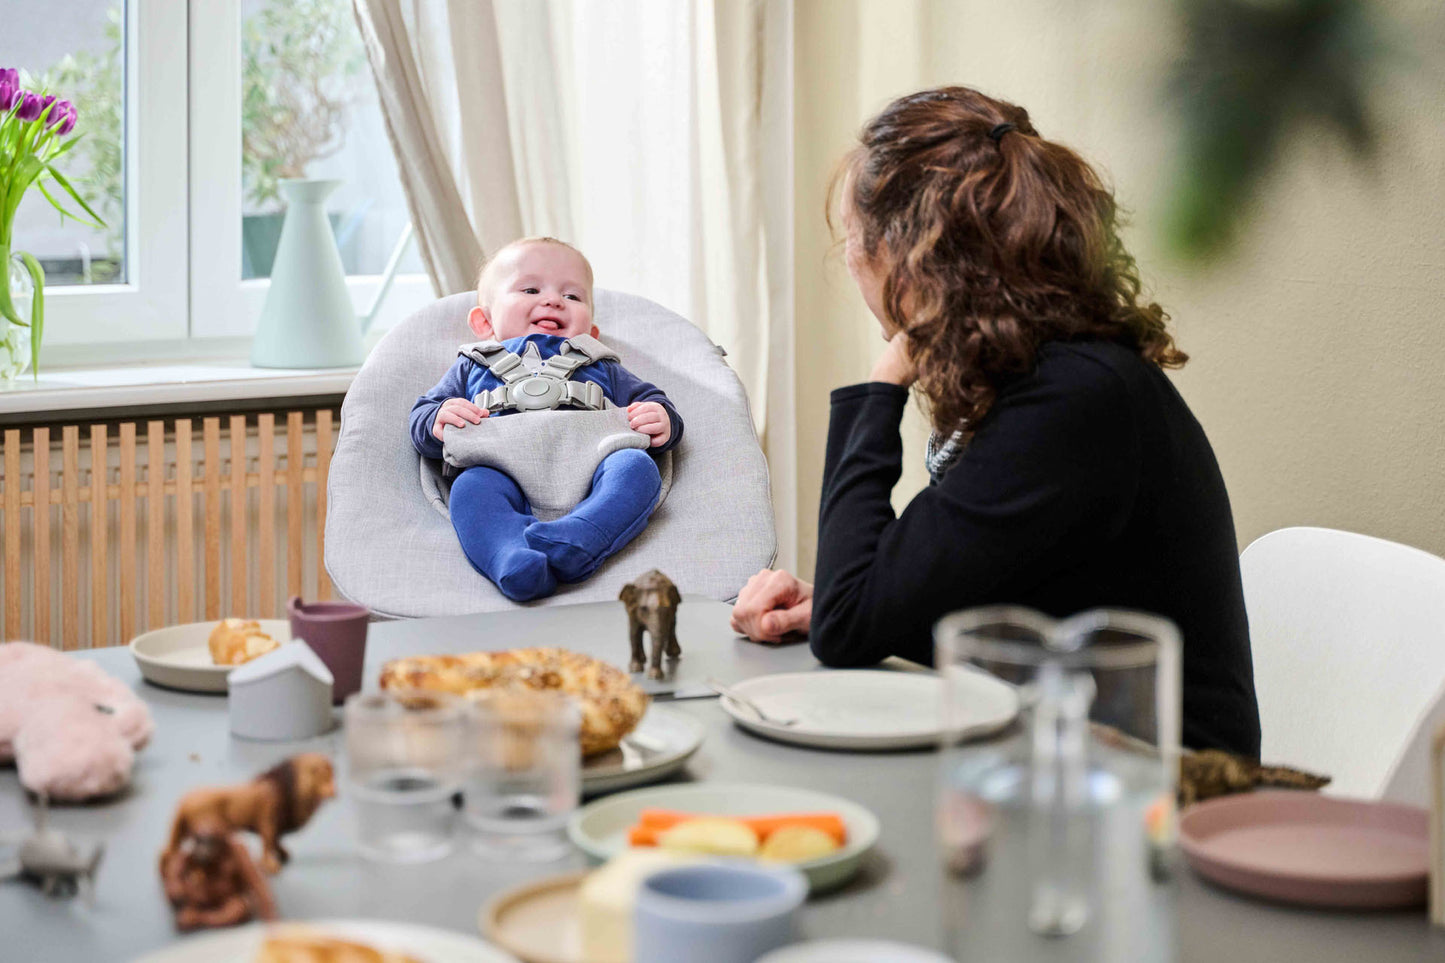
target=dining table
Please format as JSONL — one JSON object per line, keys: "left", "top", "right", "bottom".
{"left": 2, "top": 597, "right": 1441, "bottom": 963}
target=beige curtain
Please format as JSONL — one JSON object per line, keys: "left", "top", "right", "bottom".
{"left": 352, "top": 0, "right": 528, "bottom": 295}
{"left": 354, "top": 0, "right": 795, "bottom": 568}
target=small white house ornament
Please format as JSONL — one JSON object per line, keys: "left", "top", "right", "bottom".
{"left": 227, "top": 643, "right": 335, "bottom": 741}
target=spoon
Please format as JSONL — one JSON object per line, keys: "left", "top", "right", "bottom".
{"left": 706, "top": 678, "right": 798, "bottom": 727}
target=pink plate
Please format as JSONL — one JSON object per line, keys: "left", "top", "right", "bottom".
{"left": 1179, "top": 791, "right": 1429, "bottom": 909}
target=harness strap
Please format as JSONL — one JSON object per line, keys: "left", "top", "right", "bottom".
{"left": 459, "top": 336, "right": 616, "bottom": 414}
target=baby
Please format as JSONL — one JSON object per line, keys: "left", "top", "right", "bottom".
{"left": 410, "top": 237, "right": 683, "bottom": 601}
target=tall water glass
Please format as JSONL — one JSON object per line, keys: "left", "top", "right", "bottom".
{"left": 935, "top": 606, "right": 1181, "bottom": 963}
{"left": 344, "top": 690, "right": 466, "bottom": 863}
{"left": 464, "top": 690, "right": 581, "bottom": 860}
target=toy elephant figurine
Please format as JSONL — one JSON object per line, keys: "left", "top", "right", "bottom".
{"left": 619, "top": 569, "right": 682, "bottom": 680}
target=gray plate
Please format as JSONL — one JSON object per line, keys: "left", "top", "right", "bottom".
{"left": 582, "top": 704, "right": 705, "bottom": 795}
{"left": 130, "top": 619, "right": 291, "bottom": 694}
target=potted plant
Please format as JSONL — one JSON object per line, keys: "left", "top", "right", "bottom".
{"left": 241, "top": 0, "right": 365, "bottom": 279}
{"left": 0, "top": 67, "right": 104, "bottom": 381}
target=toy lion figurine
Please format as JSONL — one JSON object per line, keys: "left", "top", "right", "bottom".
{"left": 162, "top": 754, "right": 335, "bottom": 876}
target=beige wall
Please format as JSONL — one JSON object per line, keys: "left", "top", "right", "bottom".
{"left": 792, "top": 0, "right": 1445, "bottom": 579}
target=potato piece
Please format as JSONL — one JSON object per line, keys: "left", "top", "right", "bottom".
{"left": 657, "top": 817, "right": 760, "bottom": 857}
{"left": 757, "top": 825, "right": 841, "bottom": 864}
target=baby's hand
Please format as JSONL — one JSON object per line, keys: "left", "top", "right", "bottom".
{"left": 432, "top": 397, "right": 488, "bottom": 440}
{"left": 627, "top": 401, "right": 672, "bottom": 448}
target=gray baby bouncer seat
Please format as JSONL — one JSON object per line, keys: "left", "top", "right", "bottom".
{"left": 325, "top": 289, "right": 777, "bottom": 619}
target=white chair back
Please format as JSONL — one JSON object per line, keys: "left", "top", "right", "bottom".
{"left": 1241, "top": 526, "right": 1445, "bottom": 800}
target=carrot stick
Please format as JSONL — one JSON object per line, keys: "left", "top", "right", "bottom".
{"left": 629, "top": 824, "right": 662, "bottom": 846}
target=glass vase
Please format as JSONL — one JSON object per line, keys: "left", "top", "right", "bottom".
{"left": 1, "top": 254, "right": 34, "bottom": 383}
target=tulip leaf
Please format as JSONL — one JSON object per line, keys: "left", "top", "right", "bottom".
{"left": 36, "top": 179, "right": 98, "bottom": 229}
{"left": 17, "top": 251, "right": 44, "bottom": 377}
{"left": 3, "top": 155, "right": 45, "bottom": 227}
{"left": 48, "top": 134, "right": 82, "bottom": 161}
{"left": 43, "top": 163, "right": 106, "bottom": 228}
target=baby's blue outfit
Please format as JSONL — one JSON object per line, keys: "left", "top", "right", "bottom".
{"left": 411, "top": 334, "right": 684, "bottom": 601}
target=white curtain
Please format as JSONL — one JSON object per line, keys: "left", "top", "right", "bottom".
{"left": 353, "top": 0, "right": 796, "bottom": 569}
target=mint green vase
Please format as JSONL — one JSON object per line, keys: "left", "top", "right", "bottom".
{"left": 251, "top": 179, "right": 367, "bottom": 369}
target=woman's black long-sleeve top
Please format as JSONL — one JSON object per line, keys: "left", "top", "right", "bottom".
{"left": 811, "top": 339, "right": 1261, "bottom": 757}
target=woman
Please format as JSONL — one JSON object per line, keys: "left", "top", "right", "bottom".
{"left": 731, "top": 87, "right": 1260, "bottom": 756}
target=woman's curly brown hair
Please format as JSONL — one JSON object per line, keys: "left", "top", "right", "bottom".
{"left": 832, "top": 86, "right": 1186, "bottom": 436}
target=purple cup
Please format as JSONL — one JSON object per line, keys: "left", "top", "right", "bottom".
{"left": 287, "top": 595, "right": 370, "bottom": 704}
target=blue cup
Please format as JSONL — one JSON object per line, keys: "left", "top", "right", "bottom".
{"left": 633, "top": 862, "right": 809, "bottom": 963}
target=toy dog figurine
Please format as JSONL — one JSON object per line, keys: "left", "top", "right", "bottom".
{"left": 620, "top": 569, "right": 682, "bottom": 680}
{"left": 162, "top": 754, "right": 335, "bottom": 876}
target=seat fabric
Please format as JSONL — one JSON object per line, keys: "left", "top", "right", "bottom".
{"left": 326, "top": 289, "right": 776, "bottom": 619}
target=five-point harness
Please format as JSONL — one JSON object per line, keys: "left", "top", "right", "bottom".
{"left": 461, "top": 336, "right": 617, "bottom": 413}
{"left": 437, "top": 334, "right": 672, "bottom": 519}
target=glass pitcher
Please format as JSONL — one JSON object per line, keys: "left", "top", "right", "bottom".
{"left": 935, "top": 606, "right": 1181, "bottom": 963}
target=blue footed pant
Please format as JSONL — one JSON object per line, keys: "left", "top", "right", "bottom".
{"left": 449, "top": 448, "right": 662, "bottom": 602}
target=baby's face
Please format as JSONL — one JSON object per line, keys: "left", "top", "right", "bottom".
{"left": 471, "top": 243, "right": 596, "bottom": 342}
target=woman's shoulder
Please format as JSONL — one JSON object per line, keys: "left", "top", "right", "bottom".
{"left": 1023, "top": 340, "right": 1167, "bottom": 406}
{"left": 1003, "top": 339, "right": 1140, "bottom": 404}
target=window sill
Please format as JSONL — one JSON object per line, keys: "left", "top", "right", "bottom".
{"left": 0, "top": 358, "right": 358, "bottom": 425}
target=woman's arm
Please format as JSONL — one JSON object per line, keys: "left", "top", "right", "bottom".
{"left": 810, "top": 356, "right": 1140, "bottom": 667}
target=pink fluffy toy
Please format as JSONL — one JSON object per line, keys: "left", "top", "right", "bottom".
{"left": 0, "top": 642, "right": 154, "bottom": 801}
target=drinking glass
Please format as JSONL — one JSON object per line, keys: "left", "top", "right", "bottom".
{"left": 935, "top": 606, "right": 1181, "bottom": 963}
{"left": 343, "top": 690, "right": 466, "bottom": 863}
{"left": 463, "top": 690, "right": 581, "bottom": 860}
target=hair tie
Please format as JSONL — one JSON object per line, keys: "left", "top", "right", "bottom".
{"left": 988, "top": 123, "right": 1017, "bottom": 143}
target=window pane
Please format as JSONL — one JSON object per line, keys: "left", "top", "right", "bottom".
{"left": 240, "top": 0, "right": 421, "bottom": 281}
{"left": 1, "top": 0, "right": 127, "bottom": 286}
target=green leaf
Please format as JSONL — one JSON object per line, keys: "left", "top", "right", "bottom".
{"left": 3, "top": 155, "right": 46, "bottom": 227}
{"left": 48, "top": 133, "right": 83, "bottom": 161}
{"left": 44, "top": 163, "right": 107, "bottom": 228}
{"left": 17, "top": 251, "right": 44, "bottom": 377}
{"left": 36, "top": 179, "right": 100, "bottom": 228}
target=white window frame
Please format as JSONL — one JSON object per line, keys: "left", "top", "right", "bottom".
{"left": 188, "top": 0, "right": 431, "bottom": 343}
{"left": 43, "top": 0, "right": 189, "bottom": 350}
{"left": 43, "top": 0, "right": 430, "bottom": 365}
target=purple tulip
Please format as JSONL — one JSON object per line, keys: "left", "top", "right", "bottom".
{"left": 52, "top": 101, "right": 76, "bottom": 136}
{"left": 14, "top": 91, "right": 42, "bottom": 122}
{"left": 38, "top": 94, "right": 55, "bottom": 120}
{"left": 0, "top": 69, "right": 18, "bottom": 112}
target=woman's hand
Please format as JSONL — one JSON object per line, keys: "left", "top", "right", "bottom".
{"left": 730, "top": 569, "right": 814, "bottom": 643}
{"left": 869, "top": 332, "right": 918, "bottom": 387}
{"left": 432, "top": 398, "right": 488, "bottom": 440}
{"left": 627, "top": 401, "right": 673, "bottom": 448}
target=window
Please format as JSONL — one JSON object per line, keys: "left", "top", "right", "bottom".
{"left": 5, "top": 0, "right": 125, "bottom": 287}
{"left": 2, "top": 0, "right": 186, "bottom": 350}
{"left": 192, "top": 0, "right": 430, "bottom": 343}
{"left": 238, "top": 0, "right": 421, "bottom": 284}
{"left": 2, "top": 0, "right": 428, "bottom": 363}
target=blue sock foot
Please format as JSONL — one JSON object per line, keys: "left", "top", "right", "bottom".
{"left": 524, "top": 516, "right": 613, "bottom": 584}
{"left": 489, "top": 545, "right": 557, "bottom": 601}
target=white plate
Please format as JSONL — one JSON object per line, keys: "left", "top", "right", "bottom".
{"left": 583, "top": 705, "right": 704, "bottom": 794}
{"left": 132, "top": 918, "right": 519, "bottom": 963}
{"left": 567, "top": 782, "right": 879, "bottom": 893}
{"left": 755, "top": 939, "right": 954, "bottom": 963}
{"left": 718, "top": 670, "right": 1016, "bottom": 751}
{"left": 130, "top": 619, "right": 291, "bottom": 694}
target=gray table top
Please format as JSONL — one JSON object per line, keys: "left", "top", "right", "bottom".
{"left": 3, "top": 598, "right": 1442, "bottom": 963}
